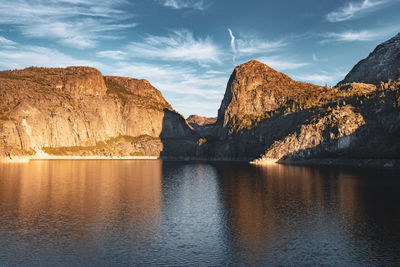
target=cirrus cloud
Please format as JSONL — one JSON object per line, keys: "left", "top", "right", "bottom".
{"left": 0, "top": 0, "right": 135, "bottom": 49}
{"left": 326, "top": 0, "right": 388, "bottom": 22}
{"left": 159, "top": 0, "right": 212, "bottom": 10}
{"left": 126, "top": 30, "right": 222, "bottom": 63}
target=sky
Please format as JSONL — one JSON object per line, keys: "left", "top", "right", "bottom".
{"left": 0, "top": 0, "right": 399, "bottom": 117}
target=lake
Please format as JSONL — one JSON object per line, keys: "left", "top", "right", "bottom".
{"left": 0, "top": 160, "right": 399, "bottom": 266}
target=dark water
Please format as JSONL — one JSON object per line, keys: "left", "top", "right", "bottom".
{"left": 0, "top": 160, "right": 399, "bottom": 266}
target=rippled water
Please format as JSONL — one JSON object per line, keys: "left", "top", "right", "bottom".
{"left": 0, "top": 160, "right": 399, "bottom": 266}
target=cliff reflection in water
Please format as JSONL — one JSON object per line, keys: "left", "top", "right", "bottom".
{"left": 217, "top": 164, "right": 400, "bottom": 265}
{"left": 0, "top": 160, "right": 163, "bottom": 265}
{"left": 0, "top": 160, "right": 399, "bottom": 265}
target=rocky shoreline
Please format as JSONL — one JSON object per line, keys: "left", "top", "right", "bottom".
{"left": 3, "top": 155, "right": 400, "bottom": 171}
{"left": 251, "top": 157, "right": 400, "bottom": 169}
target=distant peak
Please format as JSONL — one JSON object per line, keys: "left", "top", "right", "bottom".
{"left": 338, "top": 32, "right": 400, "bottom": 85}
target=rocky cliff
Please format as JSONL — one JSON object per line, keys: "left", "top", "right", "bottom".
{"left": 339, "top": 33, "right": 400, "bottom": 85}
{"left": 1, "top": 34, "right": 399, "bottom": 165}
{"left": 0, "top": 66, "right": 199, "bottom": 159}
{"left": 203, "top": 57, "right": 400, "bottom": 163}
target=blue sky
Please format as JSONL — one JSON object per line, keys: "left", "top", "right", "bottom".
{"left": 0, "top": 0, "right": 399, "bottom": 117}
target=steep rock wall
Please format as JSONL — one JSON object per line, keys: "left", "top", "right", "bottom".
{"left": 0, "top": 67, "right": 198, "bottom": 158}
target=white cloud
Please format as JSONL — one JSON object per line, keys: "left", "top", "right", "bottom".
{"left": 160, "top": 0, "right": 211, "bottom": 10}
{"left": 322, "top": 30, "right": 378, "bottom": 42}
{"left": 236, "top": 39, "right": 286, "bottom": 55}
{"left": 326, "top": 0, "right": 388, "bottom": 22}
{"left": 0, "top": 36, "right": 17, "bottom": 46}
{"left": 227, "top": 29, "right": 286, "bottom": 63}
{"left": 228, "top": 29, "right": 236, "bottom": 52}
{"left": 206, "top": 70, "right": 226, "bottom": 75}
{"left": 20, "top": 20, "right": 136, "bottom": 48}
{"left": 0, "top": 45, "right": 102, "bottom": 69}
{"left": 257, "top": 56, "right": 309, "bottom": 71}
{"left": 295, "top": 71, "right": 347, "bottom": 86}
{"left": 0, "top": 0, "right": 135, "bottom": 49}
{"left": 126, "top": 30, "right": 221, "bottom": 63}
{"left": 96, "top": 50, "right": 128, "bottom": 60}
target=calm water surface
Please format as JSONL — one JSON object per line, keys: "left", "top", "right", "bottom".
{"left": 0, "top": 160, "right": 399, "bottom": 266}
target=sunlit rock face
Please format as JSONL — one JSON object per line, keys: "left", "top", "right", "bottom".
{"left": 1, "top": 34, "right": 400, "bottom": 162}
{"left": 339, "top": 33, "right": 400, "bottom": 85}
{"left": 0, "top": 67, "right": 198, "bottom": 158}
{"left": 216, "top": 60, "right": 328, "bottom": 136}
{"left": 206, "top": 57, "right": 400, "bottom": 161}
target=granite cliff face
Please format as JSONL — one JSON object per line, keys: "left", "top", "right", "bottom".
{"left": 339, "top": 33, "right": 400, "bottom": 85}
{"left": 216, "top": 60, "right": 329, "bottom": 135}
{"left": 203, "top": 60, "right": 333, "bottom": 160}
{"left": 0, "top": 67, "right": 198, "bottom": 158}
{"left": 1, "top": 34, "right": 399, "bottom": 165}
{"left": 204, "top": 57, "right": 400, "bottom": 163}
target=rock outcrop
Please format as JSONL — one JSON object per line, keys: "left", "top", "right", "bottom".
{"left": 339, "top": 33, "right": 400, "bottom": 85}
{"left": 216, "top": 60, "right": 329, "bottom": 136}
{"left": 0, "top": 67, "right": 199, "bottom": 158}
{"left": 203, "top": 58, "right": 400, "bottom": 162}
{"left": 186, "top": 115, "right": 216, "bottom": 137}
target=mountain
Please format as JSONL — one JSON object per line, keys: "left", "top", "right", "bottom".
{"left": 339, "top": 33, "right": 400, "bottom": 85}
{"left": 0, "top": 66, "right": 198, "bottom": 159}
{"left": 1, "top": 34, "right": 400, "bottom": 167}
{"left": 203, "top": 57, "right": 400, "bottom": 165}
{"left": 216, "top": 60, "right": 329, "bottom": 136}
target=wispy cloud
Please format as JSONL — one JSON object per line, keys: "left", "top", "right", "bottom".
{"left": 0, "top": 0, "right": 135, "bottom": 49}
{"left": 295, "top": 71, "right": 347, "bottom": 86}
{"left": 160, "top": 0, "right": 211, "bottom": 10}
{"left": 236, "top": 39, "right": 286, "bottom": 54}
{"left": 257, "top": 56, "right": 309, "bottom": 71}
{"left": 126, "top": 30, "right": 221, "bottom": 63}
{"left": 0, "top": 45, "right": 102, "bottom": 69}
{"left": 322, "top": 30, "right": 378, "bottom": 42}
{"left": 21, "top": 20, "right": 135, "bottom": 49}
{"left": 227, "top": 28, "right": 286, "bottom": 63}
{"left": 0, "top": 36, "right": 17, "bottom": 49}
{"left": 228, "top": 28, "right": 237, "bottom": 63}
{"left": 326, "top": 0, "right": 388, "bottom": 22}
{"left": 97, "top": 50, "right": 128, "bottom": 60}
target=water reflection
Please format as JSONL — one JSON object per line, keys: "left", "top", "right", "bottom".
{"left": 0, "top": 160, "right": 399, "bottom": 265}
{"left": 0, "top": 160, "right": 163, "bottom": 265}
